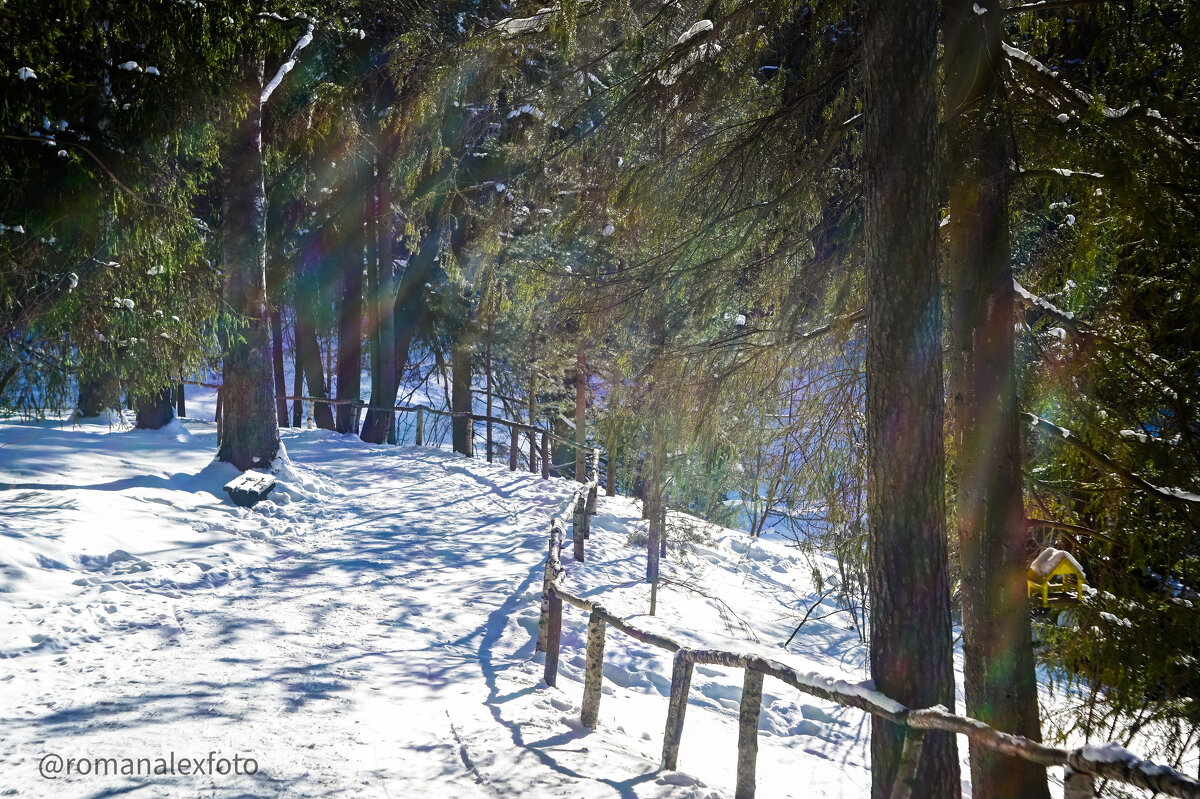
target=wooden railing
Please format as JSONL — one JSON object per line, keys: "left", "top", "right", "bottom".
{"left": 536, "top": 493, "right": 1200, "bottom": 799}
{"left": 188, "top": 380, "right": 602, "bottom": 479}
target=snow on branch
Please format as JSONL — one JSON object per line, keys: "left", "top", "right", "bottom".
{"left": 261, "top": 18, "right": 315, "bottom": 104}
{"left": 1023, "top": 412, "right": 1200, "bottom": 506}
{"left": 1003, "top": 42, "right": 1197, "bottom": 151}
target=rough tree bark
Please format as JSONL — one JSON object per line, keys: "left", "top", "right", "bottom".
{"left": 863, "top": 3, "right": 960, "bottom": 797}
{"left": 270, "top": 309, "right": 287, "bottom": 427}
{"left": 451, "top": 314, "right": 474, "bottom": 457}
{"left": 361, "top": 165, "right": 397, "bottom": 444}
{"left": 135, "top": 387, "right": 173, "bottom": 429}
{"left": 575, "top": 344, "right": 587, "bottom": 482}
{"left": 217, "top": 50, "right": 280, "bottom": 471}
{"left": 295, "top": 234, "right": 334, "bottom": 430}
{"left": 945, "top": 1, "right": 1049, "bottom": 796}
{"left": 334, "top": 169, "right": 365, "bottom": 435}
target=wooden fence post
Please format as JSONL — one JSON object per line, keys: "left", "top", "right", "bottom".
{"left": 415, "top": 406, "right": 424, "bottom": 446}
{"left": 891, "top": 726, "right": 926, "bottom": 799}
{"left": 543, "top": 589, "right": 563, "bottom": 687}
{"left": 509, "top": 426, "right": 519, "bottom": 471}
{"left": 1063, "top": 768, "right": 1095, "bottom": 799}
{"left": 580, "top": 607, "right": 607, "bottom": 729}
{"left": 587, "top": 482, "right": 598, "bottom": 517}
{"left": 573, "top": 495, "right": 589, "bottom": 561}
{"left": 353, "top": 402, "right": 364, "bottom": 435}
{"left": 541, "top": 432, "right": 550, "bottom": 480}
{"left": 661, "top": 648, "right": 694, "bottom": 770}
{"left": 735, "top": 669, "right": 764, "bottom": 799}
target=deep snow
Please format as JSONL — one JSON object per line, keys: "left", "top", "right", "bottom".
{"left": 0, "top": 399, "right": 1099, "bottom": 797}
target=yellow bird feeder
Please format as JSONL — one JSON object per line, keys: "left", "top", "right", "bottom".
{"left": 1027, "top": 547, "right": 1087, "bottom": 607}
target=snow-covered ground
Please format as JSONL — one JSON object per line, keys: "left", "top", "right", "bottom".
{"left": 0, "top": 397, "right": 1088, "bottom": 797}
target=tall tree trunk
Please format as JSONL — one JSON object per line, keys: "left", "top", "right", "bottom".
{"left": 361, "top": 164, "right": 397, "bottom": 444}
{"left": 291, "top": 338, "right": 302, "bottom": 428}
{"left": 529, "top": 326, "right": 538, "bottom": 472}
{"left": 334, "top": 186, "right": 364, "bottom": 434}
{"left": 485, "top": 317, "right": 494, "bottom": 462}
{"left": 135, "top": 386, "right": 173, "bottom": 429}
{"left": 176, "top": 378, "right": 186, "bottom": 418}
{"left": 218, "top": 52, "right": 280, "bottom": 471}
{"left": 946, "top": 2, "right": 1048, "bottom": 796}
{"left": 451, "top": 319, "right": 474, "bottom": 457}
{"left": 575, "top": 344, "right": 587, "bottom": 483}
{"left": 863, "top": 3, "right": 959, "bottom": 798}
{"left": 295, "top": 233, "right": 335, "bottom": 430}
{"left": 78, "top": 369, "right": 118, "bottom": 417}
{"left": 270, "top": 308, "right": 288, "bottom": 426}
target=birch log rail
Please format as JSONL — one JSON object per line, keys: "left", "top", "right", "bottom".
{"left": 535, "top": 488, "right": 1200, "bottom": 799}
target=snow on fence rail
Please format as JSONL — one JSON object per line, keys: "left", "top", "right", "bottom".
{"left": 535, "top": 489, "right": 1200, "bottom": 799}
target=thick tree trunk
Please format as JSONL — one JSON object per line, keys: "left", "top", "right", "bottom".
{"left": 361, "top": 165, "right": 397, "bottom": 444}
{"left": 270, "top": 309, "right": 288, "bottom": 427}
{"left": 135, "top": 387, "right": 174, "bottom": 429}
{"left": 529, "top": 327, "right": 538, "bottom": 472}
{"left": 451, "top": 321, "right": 474, "bottom": 457}
{"left": 862, "top": 4, "right": 959, "bottom": 798}
{"left": 78, "top": 370, "right": 118, "bottom": 417}
{"left": 291, "top": 342, "right": 302, "bottom": 428}
{"left": 945, "top": 2, "right": 1049, "bottom": 796}
{"left": 334, "top": 194, "right": 364, "bottom": 434}
{"left": 294, "top": 289, "right": 334, "bottom": 430}
{"left": 217, "top": 53, "right": 280, "bottom": 471}
{"left": 575, "top": 344, "right": 587, "bottom": 483}
{"left": 486, "top": 324, "right": 494, "bottom": 462}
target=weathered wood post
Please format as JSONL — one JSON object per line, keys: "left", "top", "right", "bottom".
{"left": 541, "top": 432, "right": 550, "bottom": 480}
{"left": 735, "top": 669, "right": 764, "bottom": 799}
{"left": 353, "top": 401, "right": 364, "bottom": 435}
{"left": 580, "top": 606, "right": 607, "bottom": 729}
{"left": 661, "top": 648, "right": 694, "bottom": 770}
{"left": 537, "top": 521, "right": 559, "bottom": 653}
{"left": 572, "top": 494, "right": 588, "bottom": 562}
{"left": 415, "top": 406, "right": 424, "bottom": 446}
{"left": 891, "top": 727, "right": 926, "bottom": 799}
{"left": 509, "top": 425, "right": 519, "bottom": 471}
{"left": 1063, "top": 768, "right": 1095, "bottom": 799}
{"left": 542, "top": 588, "right": 563, "bottom": 686}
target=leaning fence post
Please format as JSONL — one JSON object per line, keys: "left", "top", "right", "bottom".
{"left": 891, "top": 726, "right": 926, "bottom": 799}
{"left": 580, "top": 606, "right": 607, "bottom": 729}
{"left": 585, "top": 483, "right": 597, "bottom": 538}
{"left": 415, "top": 406, "right": 424, "bottom": 446}
{"left": 541, "top": 432, "right": 550, "bottom": 480}
{"left": 353, "top": 401, "right": 364, "bottom": 435}
{"left": 1063, "top": 767, "right": 1095, "bottom": 799}
{"left": 735, "top": 668, "right": 764, "bottom": 799}
{"left": 573, "top": 495, "right": 589, "bottom": 561}
{"left": 509, "top": 426, "right": 519, "bottom": 471}
{"left": 661, "top": 648, "right": 694, "bottom": 770}
{"left": 543, "top": 587, "right": 563, "bottom": 687}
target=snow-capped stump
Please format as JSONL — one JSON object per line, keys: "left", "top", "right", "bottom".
{"left": 223, "top": 472, "right": 277, "bottom": 508}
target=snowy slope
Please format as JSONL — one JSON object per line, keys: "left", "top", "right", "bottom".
{"left": 0, "top": 403, "right": 1087, "bottom": 797}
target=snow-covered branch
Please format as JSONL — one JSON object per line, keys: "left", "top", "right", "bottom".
{"left": 1023, "top": 412, "right": 1200, "bottom": 506}
{"left": 261, "top": 19, "right": 315, "bottom": 104}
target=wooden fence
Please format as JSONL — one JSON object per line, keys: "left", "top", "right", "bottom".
{"left": 189, "top": 381, "right": 602, "bottom": 479}
{"left": 536, "top": 488, "right": 1200, "bottom": 799}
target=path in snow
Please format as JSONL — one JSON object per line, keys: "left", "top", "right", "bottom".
{"left": 2, "top": 421, "right": 756, "bottom": 797}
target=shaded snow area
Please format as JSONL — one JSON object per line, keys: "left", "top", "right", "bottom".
{"left": 1, "top": 409, "right": 1088, "bottom": 797}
